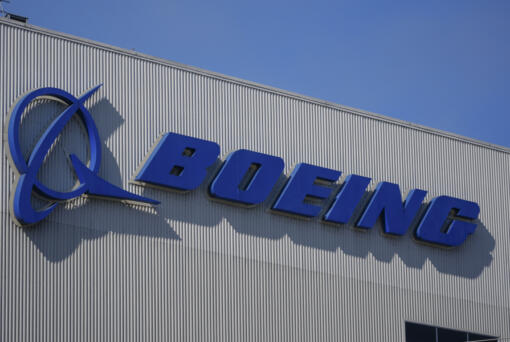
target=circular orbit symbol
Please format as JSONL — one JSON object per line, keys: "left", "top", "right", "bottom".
{"left": 7, "top": 85, "right": 158, "bottom": 226}
{"left": 9, "top": 86, "right": 102, "bottom": 200}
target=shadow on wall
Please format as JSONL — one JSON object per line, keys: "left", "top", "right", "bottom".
{"left": 19, "top": 99, "right": 495, "bottom": 279}
{"left": 139, "top": 173, "right": 495, "bottom": 279}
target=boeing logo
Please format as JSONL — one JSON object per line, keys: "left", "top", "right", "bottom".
{"left": 6, "top": 86, "right": 158, "bottom": 226}
{"left": 6, "top": 86, "right": 480, "bottom": 248}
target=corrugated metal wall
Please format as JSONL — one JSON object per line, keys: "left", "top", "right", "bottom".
{"left": 1, "top": 19, "right": 509, "bottom": 341}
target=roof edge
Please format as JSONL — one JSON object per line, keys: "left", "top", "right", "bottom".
{"left": 1, "top": 17, "right": 509, "bottom": 154}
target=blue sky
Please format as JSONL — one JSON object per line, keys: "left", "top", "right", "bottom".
{"left": 5, "top": 0, "right": 510, "bottom": 147}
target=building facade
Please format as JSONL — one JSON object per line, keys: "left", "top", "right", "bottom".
{"left": 0, "top": 18, "right": 508, "bottom": 341}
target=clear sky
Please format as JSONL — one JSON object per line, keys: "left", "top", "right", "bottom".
{"left": 4, "top": 0, "right": 510, "bottom": 147}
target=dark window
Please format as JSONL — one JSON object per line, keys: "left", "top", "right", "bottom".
{"left": 437, "top": 327, "right": 467, "bottom": 342}
{"left": 405, "top": 322, "right": 436, "bottom": 342}
{"left": 405, "top": 322, "right": 498, "bottom": 342}
{"left": 468, "top": 333, "right": 497, "bottom": 342}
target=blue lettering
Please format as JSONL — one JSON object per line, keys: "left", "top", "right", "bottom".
{"left": 272, "top": 163, "right": 341, "bottom": 218}
{"left": 135, "top": 132, "right": 220, "bottom": 191}
{"left": 415, "top": 196, "right": 479, "bottom": 247}
{"left": 323, "top": 174, "right": 371, "bottom": 224}
{"left": 209, "top": 149, "right": 284, "bottom": 205}
{"left": 357, "top": 182, "right": 427, "bottom": 235}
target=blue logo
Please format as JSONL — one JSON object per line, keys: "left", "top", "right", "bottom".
{"left": 7, "top": 86, "right": 158, "bottom": 225}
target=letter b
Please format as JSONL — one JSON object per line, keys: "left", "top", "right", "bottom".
{"left": 135, "top": 133, "right": 220, "bottom": 191}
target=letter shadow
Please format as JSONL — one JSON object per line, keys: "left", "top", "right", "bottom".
{"left": 139, "top": 170, "right": 495, "bottom": 279}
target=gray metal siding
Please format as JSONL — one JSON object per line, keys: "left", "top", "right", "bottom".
{"left": 0, "top": 19, "right": 509, "bottom": 341}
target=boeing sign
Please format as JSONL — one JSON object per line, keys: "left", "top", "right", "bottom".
{"left": 6, "top": 86, "right": 480, "bottom": 248}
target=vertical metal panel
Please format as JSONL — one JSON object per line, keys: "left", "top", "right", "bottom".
{"left": 0, "top": 19, "right": 509, "bottom": 341}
